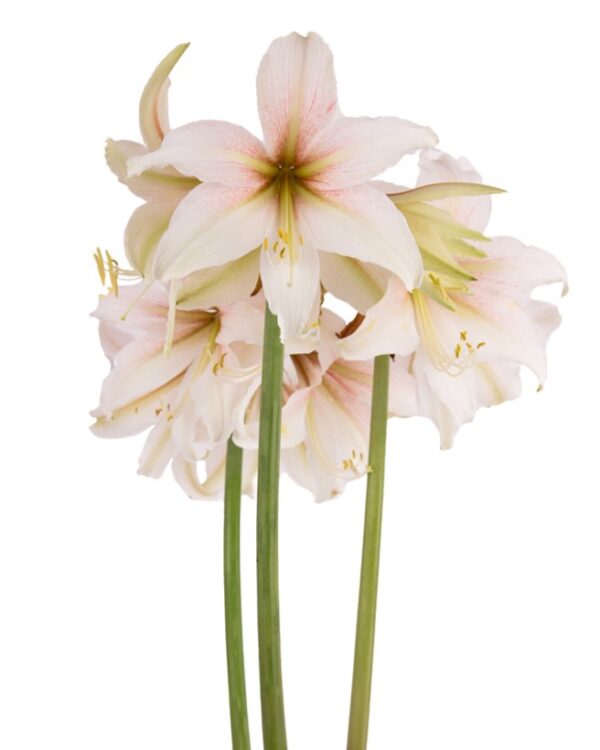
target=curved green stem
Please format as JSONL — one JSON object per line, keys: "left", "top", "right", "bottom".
{"left": 256, "top": 306, "right": 287, "bottom": 750}
{"left": 347, "top": 354, "right": 391, "bottom": 750}
{"left": 224, "top": 438, "right": 251, "bottom": 750}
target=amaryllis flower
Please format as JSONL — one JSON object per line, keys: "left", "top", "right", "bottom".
{"left": 128, "top": 32, "right": 437, "bottom": 338}
{"left": 382, "top": 149, "right": 567, "bottom": 447}
{"left": 228, "top": 290, "right": 418, "bottom": 500}
{"left": 282, "top": 300, "right": 418, "bottom": 500}
{"left": 91, "top": 282, "right": 263, "bottom": 494}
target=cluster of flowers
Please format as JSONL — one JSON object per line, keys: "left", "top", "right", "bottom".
{"left": 92, "top": 34, "right": 566, "bottom": 500}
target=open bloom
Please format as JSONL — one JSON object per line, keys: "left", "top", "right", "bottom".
{"left": 381, "top": 149, "right": 567, "bottom": 446}
{"left": 229, "top": 291, "right": 418, "bottom": 500}
{"left": 91, "top": 282, "right": 263, "bottom": 496}
{"left": 128, "top": 32, "right": 437, "bottom": 338}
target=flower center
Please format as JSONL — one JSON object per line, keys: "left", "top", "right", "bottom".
{"left": 262, "top": 168, "right": 304, "bottom": 285}
{"left": 412, "top": 289, "right": 486, "bottom": 376}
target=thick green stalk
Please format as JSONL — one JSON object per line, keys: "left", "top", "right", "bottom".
{"left": 256, "top": 306, "right": 287, "bottom": 750}
{"left": 347, "top": 354, "right": 391, "bottom": 750}
{"left": 224, "top": 437, "right": 251, "bottom": 750}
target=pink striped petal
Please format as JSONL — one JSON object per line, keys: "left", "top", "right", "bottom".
{"left": 128, "top": 120, "right": 275, "bottom": 187}
{"left": 298, "top": 116, "right": 437, "bottom": 189}
{"left": 296, "top": 183, "right": 423, "bottom": 290}
{"left": 256, "top": 32, "right": 339, "bottom": 163}
{"left": 152, "top": 182, "right": 278, "bottom": 281}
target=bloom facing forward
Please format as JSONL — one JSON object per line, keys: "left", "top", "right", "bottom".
{"left": 128, "top": 32, "right": 437, "bottom": 338}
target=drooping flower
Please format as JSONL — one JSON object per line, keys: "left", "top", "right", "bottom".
{"left": 382, "top": 149, "right": 567, "bottom": 446}
{"left": 128, "top": 32, "right": 437, "bottom": 338}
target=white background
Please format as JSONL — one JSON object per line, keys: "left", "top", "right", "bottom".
{"left": 1, "top": 1, "right": 598, "bottom": 748}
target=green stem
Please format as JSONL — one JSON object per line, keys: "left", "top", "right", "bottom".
{"left": 224, "top": 437, "right": 251, "bottom": 750}
{"left": 256, "top": 306, "right": 287, "bottom": 750}
{"left": 347, "top": 354, "right": 391, "bottom": 750}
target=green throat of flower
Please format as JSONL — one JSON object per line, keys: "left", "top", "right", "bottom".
{"left": 389, "top": 181, "right": 503, "bottom": 374}
{"left": 390, "top": 181, "right": 504, "bottom": 311}
{"left": 260, "top": 167, "right": 305, "bottom": 286}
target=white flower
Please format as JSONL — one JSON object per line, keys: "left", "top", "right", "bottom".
{"left": 128, "top": 32, "right": 437, "bottom": 338}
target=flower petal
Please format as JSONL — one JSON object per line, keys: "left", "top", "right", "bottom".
{"left": 259, "top": 238, "right": 321, "bottom": 339}
{"left": 297, "top": 183, "right": 423, "bottom": 290}
{"left": 413, "top": 355, "right": 522, "bottom": 448}
{"left": 124, "top": 201, "right": 175, "bottom": 276}
{"left": 282, "top": 444, "right": 345, "bottom": 502}
{"left": 416, "top": 148, "right": 492, "bottom": 232}
{"left": 128, "top": 120, "right": 274, "bottom": 187}
{"left": 105, "top": 138, "right": 198, "bottom": 202}
{"left": 177, "top": 251, "right": 260, "bottom": 311}
{"left": 281, "top": 388, "right": 312, "bottom": 448}
{"left": 139, "top": 43, "right": 189, "bottom": 150}
{"left": 462, "top": 236, "right": 568, "bottom": 297}
{"left": 319, "top": 253, "right": 388, "bottom": 312}
{"left": 152, "top": 182, "right": 277, "bottom": 281}
{"left": 388, "top": 358, "right": 418, "bottom": 417}
{"left": 173, "top": 447, "right": 258, "bottom": 500}
{"left": 217, "top": 294, "right": 265, "bottom": 346}
{"left": 337, "top": 277, "right": 419, "bottom": 359}
{"left": 256, "top": 32, "right": 339, "bottom": 163}
{"left": 298, "top": 116, "right": 437, "bottom": 190}
{"left": 98, "top": 328, "right": 210, "bottom": 416}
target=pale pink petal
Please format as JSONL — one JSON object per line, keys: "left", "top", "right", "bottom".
{"left": 189, "top": 350, "right": 254, "bottom": 444}
{"left": 139, "top": 43, "right": 189, "bottom": 150}
{"left": 305, "top": 378, "right": 370, "bottom": 479}
{"left": 413, "top": 354, "right": 522, "bottom": 448}
{"left": 172, "top": 456, "right": 223, "bottom": 499}
{"left": 128, "top": 120, "right": 274, "bottom": 187}
{"left": 105, "top": 138, "right": 198, "bottom": 202}
{"left": 256, "top": 32, "right": 339, "bottom": 163}
{"left": 388, "top": 358, "right": 418, "bottom": 417}
{"left": 282, "top": 444, "right": 345, "bottom": 502}
{"left": 280, "top": 388, "right": 312, "bottom": 448}
{"left": 299, "top": 116, "right": 437, "bottom": 190}
{"left": 138, "top": 423, "right": 176, "bottom": 478}
{"left": 217, "top": 295, "right": 265, "bottom": 346}
{"left": 97, "top": 320, "right": 133, "bottom": 363}
{"left": 90, "top": 372, "right": 182, "bottom": 439}
{"left": 260, "top": 239, "right": 321, "bottom": 339}
{"left": 450, "top": 238, "right": 566, "bottom": 383}
{"left": 296, "top": 184, "right": 423, "bottom": 290}
{"left": 152, "top": 182, "right": 278, "bottom": 281}
{"left": 417, "top": 148, "right": 492, "bottom": 232}
{"left": 177, "top": 251, "right": 260, "bottom": 311}
{"left": 320, "top": 253, "right": 389, "bottom": 312}
{"left": 98, "top": 328, "right": 210, "bottom": 416}
{"left": 93, "top": 281, "right": 207, "bottom": 341}
{"left": 173, "top": 447, "right": 258, "bottom": 500}
{"left": 337, "top": 277, "right": 419, "bottom": 360}
{"left": 462, "top": 236, "right": 568, "bottom": 297}
{"left": 124, "top": 201, "right": 175, "bottom": 276}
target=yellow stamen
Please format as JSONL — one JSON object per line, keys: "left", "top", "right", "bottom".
{"left": 94, "top": 248, "right": 106, "bottom": 286}
{"left": 412, "top": 291, "right": 486, "bottom": 376}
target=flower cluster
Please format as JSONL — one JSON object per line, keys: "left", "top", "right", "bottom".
{"left": 92, "top": 33, "right": 566, "bottom": 500}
